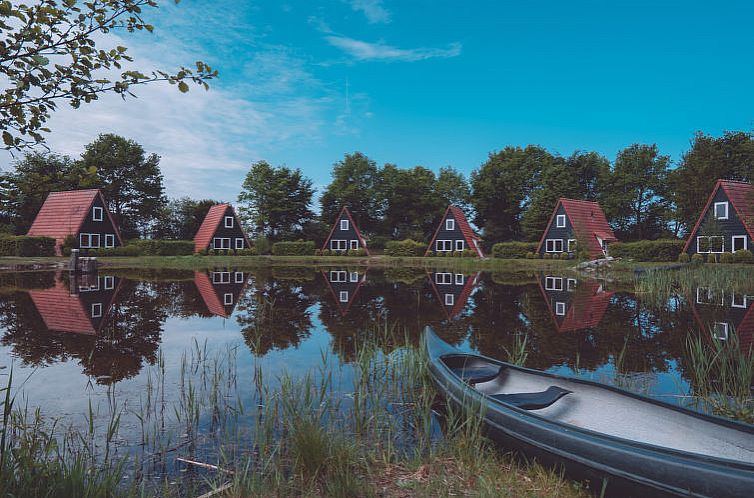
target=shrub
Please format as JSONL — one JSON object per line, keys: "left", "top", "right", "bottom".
{"left": 384, "top": 239, "right": 427, "bottom": 257}
{"left": 0, "top": 235, "right": 56, "bottom": 256}
{"left": 491, "top": 241, "right": 538, "bottom": 259}
{"left": 543, "top": 253, "right": 552, "bottom": 260}
{"left": 720, "top": 252, "right": 735, "bottom": 264}
{"left": 691, "top": 253, "right": 705, "bottom": 264}
{"left": 271, "top": 240, "right": 316, "bottom": 256}
{"left": 238, "top": 247, "right": 258, "bottom": 256}
{"left": 733, "top": 250, "right": 754, "bottom": 264}
{"left": 127, "top": 239, "right": 194, "bottom": 256}
{"left": 253, "top": 236, "right": 272, "bottom": 255}
{"left": 351, "top": 248, "right": 367, "bottom": 257}
{"left": 368, "top": 235, "right": 389, "bottom": 251}
{"left": 677, "top": 253, "right": 690, "bottom": 263}
{"left": 560, "top": 252, "right": 570, "bottom": 260}
{"left": 463, "top": 249, "right": 476, "bottom": 258}
{"left": 608, "top": 239, "right": 685, "bottom": 262}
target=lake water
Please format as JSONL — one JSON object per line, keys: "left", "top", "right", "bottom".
{"left": 0, "top": 266, "right": 750, "bottom": 485}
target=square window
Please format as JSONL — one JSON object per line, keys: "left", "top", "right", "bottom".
{"left": 455, "top": 240, "right": 464, "bottom": 251}
{"left": 235, "top": 272, "right": 244, "bottom": 283}
{"left": 212, "top": 272, "right": 230, "bottom": 284}
{"left": 455, "top": 273, "right": 464, "bottom": 285}
{"left": 712, "top": 322, "right": 729, "bottom": 341}
{"left": 330, "top": 240, "right": 347, "bottom": 251}
{"left": 104, "top": 276, "right": 114, "bottom": 290}
{"left": 224, "top": 216, "right": 234, "bottom": 228}
{"left": 436, "top": 272, "right": 452, "bottom": 285}
{"left": 696, "top": 287, "right": 711, "bottom": 304}
{"left": 556, "top": 214, "right": 566, "bottom": 228}
{"left": 224, "top": 293, "right": 233, "bottom": 305}
{"left": 732, "top": 235, "right": 747, "bottom": 252}
{"left": 350, "top": 239, "right": 359, "bottom": 250}
{"left": 709, "top": 236, "right": 724, "bottom": 253}
{"left": 91, "top": 303, "right": 102, "bottom": 318}
{"left": 339, "top": 291, "right": 349, "bottom": 303}
{"left": 105, "top": 234, "right": 115, "bottom": 248}
{"left": 340, "top": 219, "right": 349, "bottom": 230}
{"left": 446, "top": 219, "right": 455, "bottom": 231}
{"left": 445, "top": 293, "right": 454, "bottom": 306}
{"left": 714, "top": 202, "right": 729, "bottom": 220}
{"left": 567, "top": 239, "right": 577, "bottom": 252}
{"left": 436, "top": 240, "right": 452, "bottom": 252}
{"left": 330, "top": 271, "right": 346, "bottom": 282}
{"left": 349, "top": 271, "right": 359, "bottom": 282}
{"left": 567, "top": 278, "right": 577, "bottom": 291}
{"left": 236, "top": 238, "right": 245, "bottom": 249}
{"left": 92, "top": 206, "right": 103, "bottom": 222}
{"left": 545, "top": 277, "right": 563, "bottom": 291}
{"left": 555, "top": 302, "right": 566, "bottom": 316}
{"left": 732, "top": 293, "right": 747, "bottom": 308}
{"left": 545, "top": 239, "right": 563, "bottom": 252}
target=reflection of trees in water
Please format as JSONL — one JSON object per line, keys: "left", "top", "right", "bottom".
{"left": 237, "top": 276, "right": 315, "bottom": 356}
{"left": 0, "top": 280, "right": 166, "bottom": 384}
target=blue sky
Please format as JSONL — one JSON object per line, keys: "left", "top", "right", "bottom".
{"left": 28, "top": 0, "right": 754, "bottom": 203}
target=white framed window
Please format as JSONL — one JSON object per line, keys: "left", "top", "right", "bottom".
{"left": 545, "top": 277, "right": 563, "bottom": 291}
{"left": 224, "top": 216, "right": 234, "bottom": 228}
{"left": 339, "top": 291, "right": 349, "bottom": 303}
{"left": 79, "top": 277, "right": 99, "bottom": 292}
{"left": 555, "top": 302, "right": 566, "bottom": 316}
{"left": 445, "top": 293, "right": 454, "bottom": 306}
{"left": 455, "top": 239, "right": 464, "bottom": 251}
{"left": 350, "top": 239, "right": 359, "bottom": 250}
{"left": 92, "top": 206, "right": 103, "bottom": 222}
{"left": 732, "top": 293, "right": 747, "bottom": 308}
{"left": 435, "top": 272, "right": 452, "bottom": 285}
{"left": 212, "top": 272, "right": 230, "bottom": 284}
{"left": 79, "top": 233, "right": 100, "bottom": 248}
{"left": 545, "top": 239, "right": 563, "bottom": 252}
{"left": 435, "top": 240, "right": 452, "bottom": 252}
{"left": 91, "top": 303, "right": 102, "bottom": 318}
{"left": 235, "top": 238, "right": 245, "bottom": 249}
{"left": 330, "top": 239, "right": 347, "bottom": 251}
{"left": 556, "top": 214, "right": 566, "bottom": 228}
{"left": 696, "top": 236, "right": 724, "bottom": 254}
{"left": 455, "top": 273, "right": 464, "bottom": 285}
{"left": 349, "top": 271, "right": 359, "bottom": 282}
{"left": 446, "top": 218, "right": 455, "bottom": 231}
{"left": 712, "top": 322, "right": 729, "bottom": 341}
{"left": 732, "top": 235, "right": 747, "bottom": 252}
{"left": 696, "top": 287, "right": 711, "bottom": 304}
{"left": 713, "top": 202, "right": 729, "bottom": 220}
{"left": 235, "top": 272, "right": 244, "bottom": 283}
{"left": 567, "top": 278, "right": 577, "bottom": 291}
{"left": 103, "top": 276, "right": 114, "bottom": 290}
{"left": 213, "top": 237, "right": 230, "bottom": 250}
{"left": 330, "top": 271, "right": 347, "bottom": 282}
{"left": 224, "top": 293, "right": 233, "bottom": 305}
{"left": 567, "top": 239, "right": 577, "bottom": 252}
{"left": 104, "top": 234, "right": 115, "bottom": 248}
{"left": 340, "top": 219, "right": 349, "bottom": 230}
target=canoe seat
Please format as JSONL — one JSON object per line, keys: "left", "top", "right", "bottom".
{"left": 451, "top": 365, "right": 505, "bottom": 385}
{"left": 490, "top": 386, "right": 572, "bottom": 410}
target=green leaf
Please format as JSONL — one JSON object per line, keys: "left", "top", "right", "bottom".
{"left": 177, "top": 81, "right": 189, "bottom": 93}
{"left": 2, "top": 131, "right": 13, "bottom": 146}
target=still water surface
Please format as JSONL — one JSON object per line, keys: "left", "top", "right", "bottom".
{"left": 0, "top": 266, "right": 749, "bottom": 476}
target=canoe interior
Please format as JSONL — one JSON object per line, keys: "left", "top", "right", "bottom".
{"left": 440, "top": 354, "right": 754, "bottom": 464}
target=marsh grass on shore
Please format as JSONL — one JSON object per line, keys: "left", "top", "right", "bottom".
{"left": 0, "top": 323, "right": 590, "bottom": 497}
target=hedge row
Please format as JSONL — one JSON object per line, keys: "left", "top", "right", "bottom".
{"left": 314, "top": 248, "right": 368, "bottom": 256}
{"left": 384, "top": 239, "right": 427, "bottom": 257}
{"left": 608, "top": 239, "right": 685, "bottom": 262}
{"left": 682, "top": 250, "right": 754, "bottom": 264}
{"left": 271, "top": 240, "right": 316, "bottom": 256}
{"left": 491, "top": 241, "right": 538, "bottom": 259}
{"left": 84, "top": 240, "right": 194, "bottom": 257}
{"left": 427, "top": 249, "right": 478, "bottom": 258}
{"left": 0, "top": 235, "right": 56, "bottom": 257}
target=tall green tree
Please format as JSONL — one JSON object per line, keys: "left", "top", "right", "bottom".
{"left": 470, "top": 145, "right": 552, "bottom": 244}
{"left": 155, "top": 197, "right": 217, "bottom": 239}
{"left": 0, "top": 151, "right": 98, "bottom": 233}
{"left": 436, "top": 166, "right": 472, "bottom": 217}
{"left": 80, "top": 134, "right": 166, "bottom": 239}
{"left": 237, "top": 160, "right": 314, "bottom": 241}
{"left": 670, "top": 131, "right": 754, "bottom": 234}
{"left": 0, "top": 0, "right": 216, "bottom": 150}
{"left": 601, "top": 144, "right": 670, "bottom": 240}
{"left": 319, "top": 152, "right": 382, "bottom": 234}
{"left": 379, "top": 164, "right": 443, "bottom": 240}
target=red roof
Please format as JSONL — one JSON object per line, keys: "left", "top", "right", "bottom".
{"left": 425, "top": 205, "right": 484, "bottom": 257}
{"left": 537, "top": 278, "right": 614, "bottom": 332}
{"left": 689, "top": 292, "right": 754, "bottom": 355}
{"left": 683, "top": 180, "right": 754, "bottom": 253}
{"left": 321, "top": 270, "right": 368, "bottom": 316}
{"left": 27, "top": 189, "right": 122, "bottom": 252}
{"left": 193, "top": 204, "right": 248, "bottom": 253}
{"left": 427, "top": 271, "right": 480, "bottom": 319}
{"left": 321, "top": 207, "right": 370, "bottom": 255}
{"left": 193, "top": 271, "right": 229, "bottom": 317}
{"left": 537, "top": 198, "right": 617, "bottom": 259}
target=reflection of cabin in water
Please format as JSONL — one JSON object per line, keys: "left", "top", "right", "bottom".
{"left": 690, "top": 287, "right": 754, "bottom": 352}
{"left": 194, "top": 270, "right": 248, "bottom": 318}
{"left": 427, "top": 271, "right": 480, "bottom": 319}
{"left": 537, "top": 274, "right": 614, "bottom": 332}
{"left": 322, "top": 269, "right": 367, "bottom": 315}
{"left": 28, "top": 273, "right": 122, "bottom": 335}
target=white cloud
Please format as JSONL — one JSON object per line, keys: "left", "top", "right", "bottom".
{"left": 345, "top": 0, "right": 391, "bottom": 24}
{"left": 326, "top": 35, "right": 461, "bottom": 62}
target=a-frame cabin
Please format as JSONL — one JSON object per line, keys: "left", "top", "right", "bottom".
{"left": 536, "top": 198, "right": 617, "bottom": 259}
{"left": 194, "top": 203, "right": 250, "bottom": 253}
{"left": 683, "top": 180, "right": 754, "bottom": 256}
{"left": 321, "top": 268, "right": 367, "bottom": 315}
{"left": 427, "top": 271, "right": 480, "bottom": 320}
{"left": 194, "top": 269, "right": 248, "bottom": 318}
{"left": 322, "top": 207, "right": 369, "bottom": 255}
{"left": 27, "top": 189, "right": 123, "bottom": 255}
{"left": 537, "top": 274, "right": 614, "bottom": 333}
{"left": 425, "top": 205, "right": 484, "bottom": 257}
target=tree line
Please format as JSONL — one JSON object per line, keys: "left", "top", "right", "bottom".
{"left": 1, "top": 130, "right": 753, "bottom": 248}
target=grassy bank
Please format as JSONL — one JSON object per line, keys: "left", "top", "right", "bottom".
{"left": 0, "top": 326, "right": 590, "bottom": 497}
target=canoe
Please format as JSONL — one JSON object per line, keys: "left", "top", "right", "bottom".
{"left": 423, "top": 327, "right": 754, "bottom": 497}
